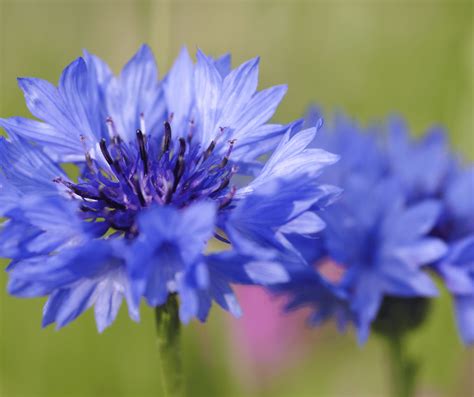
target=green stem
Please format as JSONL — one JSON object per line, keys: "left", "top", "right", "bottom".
{"left": 387, "top": 334, "right": 418, "bottom": 397}
{"left": 155, "top": 293, "right": 184, "bottom": 397}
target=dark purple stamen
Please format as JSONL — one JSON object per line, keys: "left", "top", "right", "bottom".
{"left": 136, "top": 129, "right": 149, "bottom": 175}
{"left": 219, "top": 186, "right": 237, "bottom": 209}
{"left": 219, "top": 140, "right": 236, "bottom": 168}
{"left": 172, "top": 138, "right": 186, "bottom": 192}
{"left": 133, "top": 176, "right": 147, "bottom": 207}
{"left": 61, "top": 116, "right": 238, "bottom": 237}
{"left": 161, "top": 121, "right": 172, "bottom": 155}
{"left": 99, "top": 138, "right": 114, "bottom": 165}
{"left": 214, "top": 232, "right": 231, "bottom": 244}
{"left": 164, "top": 180, "right": 174, "bottom": 204}
{"left": 203, "top": 140, "right": 216, "bottom": 161}
{"left": 99, "top": 190, "right": 127, "bottom": 210}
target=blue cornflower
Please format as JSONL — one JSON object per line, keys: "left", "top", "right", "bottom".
{"left": 386, "top": 119, "right": 474, "bottom": 344}
{"left": 280, "top": 112, "right": 453, "bottom": 343}
{"left": 0, "top": 46, "right": 338, "bottom": 331}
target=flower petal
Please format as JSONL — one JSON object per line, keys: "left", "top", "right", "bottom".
{"left": 194, "top": 49, "right": 223, "bottom": 146}
{"left": 388, "top": 200, "right": 442, "bottom": 243}
{"left": 218, "top": 57, "right": 259, "bottom": 128}
{"left": 164, "top": 47, "right": 194, "bottom": 135}
{"left": 454, "top": 295, "right": 474, "bottom": 345}
{"left": 393, "top": 238, "right": 447, "bottom": 267}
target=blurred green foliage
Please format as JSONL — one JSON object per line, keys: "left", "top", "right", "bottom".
{"left": 0, "top": 1, "right": 472, "bottom": 396}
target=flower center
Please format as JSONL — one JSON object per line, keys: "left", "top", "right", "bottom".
{"left": 56, "top": 119, "right": 237, "bottom": 238}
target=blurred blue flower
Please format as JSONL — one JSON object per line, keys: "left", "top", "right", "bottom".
{"left": 387, "top": 119, "right": 474, "bottom": 344}
{"left": 0, "top": 47, "right": 338, "bottom": 331}
{"left": 281, "top": 111, "right": 472, "bottom": 344}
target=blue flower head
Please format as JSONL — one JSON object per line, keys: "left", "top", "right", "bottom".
{"left": 0, "top": 47, "right": 338, "bottom": 331}
{"left": 281, "top": 110, "right": 462, "bottom": 344}
{"left": 386, "top": 118, "right": 474, "bottom": 344}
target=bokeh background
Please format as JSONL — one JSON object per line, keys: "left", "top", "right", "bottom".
{"left": 0, "top": 0, "right": 472, "bottom": 396}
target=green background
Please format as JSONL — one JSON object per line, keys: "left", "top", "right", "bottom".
{"left": 0, "top": 1, "right": 472, "bottom": 396}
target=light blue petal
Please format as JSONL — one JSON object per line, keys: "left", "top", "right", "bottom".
{"left": 20, "top": 195, "right": 80, "bottom": 231}
{"left": 164, "top": 47, "right": 194, "bottom": 136}
{"left": 0, "top": 117, "right": 80, "bottom": 161}
{"left": 230, "top": 84, "right": 287, "bottom": 141}
{"left": 17, "top": 63, "right": 97, "bottom": 160}
{"left": 437, "top": 262, "right": 474, "bottom": 295}
{"left": 250, "top": 127, "right": 339, "bottom": 186}
{"left": 120, "top": 44, "right": 159, "bottom": 112}
{"left": 17, "top": 196, "right": 84, "bottom": 254}
{"left": 194, "top": 49, "right": 223, "bottom": 146}
{"left": 58, "top": 57, "right": 101, "bottom": 141}
{"left": 388, "top": 200, "right": 441, "bottom": 243}
{"left": 82, "top": 49, "right": 113, "bottom": 86}
{"left": 279, "top": 211, "right": 326, "bottom": 236}
{"left": 8, "top": 241, "right": 109, "bottom": 292}
{"left": 230, "top": 177, "right": 334, "bottom": 258}
{"left": 217, "top": 57, "right": 259, "bottom": 128}
{"left": 110, "top": 44, "right": 165, "bottom": 140}
{"left": 392, "top": 238, "right": 447, "bottom": 267}
{"left": 243, "top": 260, "right": 290, "bottom": 285}
{"left": 0, "top": 137, "right": 64, "bottom": 194}
{"left": 232, "top": 121, "right": 302, "bottom": 162}
{"left": 214, "top": 53, "right": 231, "bottom": 77}
{"left": 17, "top": 76, "right": 68, "bottom": 129}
